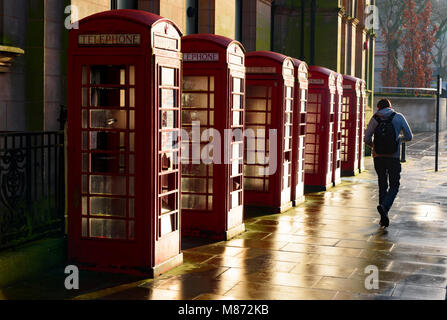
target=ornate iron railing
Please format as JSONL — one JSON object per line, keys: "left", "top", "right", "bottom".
{"left": 0, "top": 131, "right": 65, "bottom": 248}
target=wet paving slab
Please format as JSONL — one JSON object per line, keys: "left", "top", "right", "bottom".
{"left": 3, "top": 133, "right": 447, "bottom": 300}
{"left": 76, "top": 144, "right": 446, "bottom": 300}
{"left": 405, "top": 132, "right": 447, "bottom": 157}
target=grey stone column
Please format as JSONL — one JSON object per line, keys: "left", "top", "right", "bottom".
{"left": 44, "top": 0, "right": 65, "bottom": 131}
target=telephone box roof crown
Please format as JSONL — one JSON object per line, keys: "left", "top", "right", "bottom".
{"left": 75, "top": 9, "right": 182, "bottom": 34}
{"left": 343, "top": 74, "right": 361, "bottom": 83}
{"left": 182, "top": 33, "right": 245, "bottom": 51}
{"left": 291, "top": 58, "right": 307, "bottom": 68}
{"left": 246, "top": 50, "right": 289, "bottom": 64}
{"left": 308, "top": 65, "right": 336, "bottom": 77}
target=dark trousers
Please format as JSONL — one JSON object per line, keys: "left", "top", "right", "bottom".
{"left": 373, "top": 157, "right": 401, "bottom": 212}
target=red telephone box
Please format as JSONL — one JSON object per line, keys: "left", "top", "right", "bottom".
{"left": 341, "top": 75, "right": 362, "bottom": 176}
{"left": 291, "top": 58, "right": 308, "bottom": 205}
{"left": 332, "top": 73, "right": 343, "bottom": 186}
{"left": 305, "top": 66, "right": 337, "bottom": 192}
{"left": 244, "top": 51, "right": 295, "bottom": 213}
{"left": 181, "top": 34, "right": 246, "bottom": 240}
{"left": 359, "top": 80, "right": 367, "bottom": 172}
{"left": 67, "top": 10, "right": 183, "bottom": 276}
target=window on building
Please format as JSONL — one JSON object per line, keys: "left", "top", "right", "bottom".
{"left": 111, "top": 0, "right": 138, "bottom": 10}
{"left": 0, "top": 3, "right": 3, "bottom": 44}
{"left": 235, "top": 0, "right": 242, "bottom": 42}
{"left": 346, "top": 0, "right": 352, "bottom": 17}
{"left": 186, "top": 0, "right": 198, "bottom": 34}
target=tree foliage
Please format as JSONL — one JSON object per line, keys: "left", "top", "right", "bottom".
{"left": 377, "top": 0, "right": 442, "bottom": 87}
{"left": 401, "top": 0, "right": 424, "bottom": 88}
{"left": 418, "top": 1, "right": 438, "bottom": 87}
{"left": 377, "top": 0, "right": 406, "bottom": 87}
{"left": 431, "top": 0, "right": 447, "bottom": 78}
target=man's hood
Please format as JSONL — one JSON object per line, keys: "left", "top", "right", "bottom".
{"left": 375, "top": 107, "right": 394, "bottom": 119}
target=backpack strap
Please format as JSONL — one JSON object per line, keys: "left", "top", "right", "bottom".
{"left": 389, "top": 112, "right": 397, "bottom": 120}
{"left": 373, "top": 114, "right": 382, "bottom": 123}
{"left": 374, "top": 112, "right": 396, "bottom": 123}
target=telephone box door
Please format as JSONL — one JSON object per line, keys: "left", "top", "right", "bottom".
{"left": 332, "top": 77, "right": 343, "bottom": 186}
{"left": 359, "top": 82, "right": 367, "bottom": 172}
{"left": 153, "top": 55, "right": 182, "bottom": 266}
{"left": 305, "top": 89, "right": 334, "bottom": 190}
{"left": 244, "top": 80, "right": 276, "bottom": 208}
{"left": 69, "top": 55, "right": 143, "bottom": 266}
{"left": 181, "top": 69, "right": 221, "bottom": 232}
{"left": 340, "top": 80, "right": 360, "bottom": 176}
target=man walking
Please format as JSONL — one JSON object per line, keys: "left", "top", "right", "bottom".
{"left": 365, "top": 99, "right": 413, "bottom": 228}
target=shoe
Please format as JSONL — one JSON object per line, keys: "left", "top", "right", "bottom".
{"left": 377, "top": 205, "right": 389, "bottom": 228}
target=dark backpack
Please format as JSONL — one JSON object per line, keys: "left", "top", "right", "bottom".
{"left": 373, "top": 112, "right": 398, "bottom": 154}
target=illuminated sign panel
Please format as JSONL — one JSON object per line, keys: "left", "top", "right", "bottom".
{"left": 183, "top": 52, "right": 219, "bottom": 62}
{"left": 246, "top": 67, "right": 276, "bottom": 74}
{"left": 309, "top": 79, "right": 325, "bottom": 85}
{"left": 78, "top": 34, "right": 141, "bottom": 46}
{"left": 153, "top": 35, "right": 178, "bottom": 51}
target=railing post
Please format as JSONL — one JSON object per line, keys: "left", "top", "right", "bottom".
{"left": 401, "top": 142, "right": 406, "bottom": 163}
{"left": 59, "top": 132, "right": 65, "bottom": 217}
{"left": 25, "top": 134, "right": 32, "bottom": 214}
{"left": 435, "top": 75, "right": 442, "bottom": 172}
{"left": 0, "top": 131, "right": 66, "bottom": 248}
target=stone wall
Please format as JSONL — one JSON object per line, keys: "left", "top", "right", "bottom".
{"left": 45, "top": 0, "right": 65, "bottom": 131}
{"left": 71, "top": 0, "right": 110, "bottom": 21}
{"left": 195, "top": 0, "right": 237, "bottom": 39}
{"left": 214, "top": 0, "right": 235, "bottom": 38}
{"left": 0, "top": 0, "right": 109, "bottom": 132}
{"left": 159, "top": 0, "right": 186, "bottom": 33}
{"left": 241, "top": 0, "right": 272, "bottom": 52}
{"left": 0, "top": 0, "right": 27, "bottom": 131}
{"left": 255, "top": 0, "right": 272, "bottom": 51}
{"left": 373, "top": 96, "right": 447, "bottom": 133}
{"left": 139, "top": 0, "right": 186, "bottom": 32}
{"left": 271, "top": 1, "right": 301, "bottom": 59}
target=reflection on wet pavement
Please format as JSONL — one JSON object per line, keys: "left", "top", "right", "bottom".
{"left": 38, "top": 133, "right": 447, "bottom": 300}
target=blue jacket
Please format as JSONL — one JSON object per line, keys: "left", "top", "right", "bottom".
{"left": 364, "top": 107, "right": 413, "bottom": 158}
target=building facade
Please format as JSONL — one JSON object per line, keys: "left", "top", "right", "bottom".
{"left": 0, "top": 0, "right": 376, "bottom": 286}
{"left": 0, "top": 0, "right": 375, "bottom": 130}
{"left": 272, "top": 0, "right": 375, "bottom": 118}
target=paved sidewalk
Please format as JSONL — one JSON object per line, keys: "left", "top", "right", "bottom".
{"left": 405, "top": 131, "right": 447, "bottom": 157}
{"left": 2, "top": 133, "right": 447, "bottom": 300}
